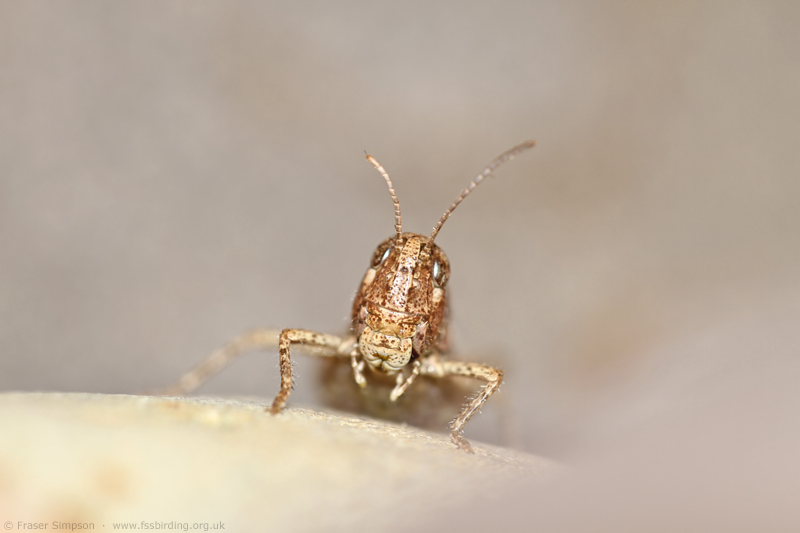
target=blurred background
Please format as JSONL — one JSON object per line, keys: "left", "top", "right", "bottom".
{"left": 1, "top": 0, "right": 798, "bottom": 467}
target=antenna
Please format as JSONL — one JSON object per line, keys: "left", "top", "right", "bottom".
{"left": 366, "top": 153, "right": 403, "bottom": 241}
{"left": 429, "top": 140, "right": 536, "bottom": 242}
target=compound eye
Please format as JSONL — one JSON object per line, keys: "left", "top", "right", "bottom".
{"left": 372, "top": 245, "right": 393, "bottom": 267}
{"left": 432, "top": 260, "right": 448, "bottom": 288}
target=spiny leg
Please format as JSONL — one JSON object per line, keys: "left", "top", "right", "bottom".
{"left": 389, "top": 359, "right": 421, "bottom": 401}
{"left": 154, "top": 328, "right": 282, "bottom": 396}
{"left": 271, "top": 329, "right": 354, "bottom": 414}
{"left": 421, "top": 357, "right": 504, "bottom": 453}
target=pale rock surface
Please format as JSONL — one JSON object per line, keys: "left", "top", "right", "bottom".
{"left": 0, "top": 393, "right": 556, "bottom": 532}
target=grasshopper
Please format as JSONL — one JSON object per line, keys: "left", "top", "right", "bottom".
{"left": 160, "top": 140, "right": 535, "bottom": 452}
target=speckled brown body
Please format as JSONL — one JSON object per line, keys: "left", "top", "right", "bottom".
{"left": 160, "top": 140, "right": 536, "bottom": 452}
{"left": 351, "top": 233, "right": 450, "bottom": 374}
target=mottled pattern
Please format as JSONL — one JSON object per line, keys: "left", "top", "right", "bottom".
{"left": 357, "top": 233, "right": 448, "bottom": 361}
{"left": 160, "top": 142, "right": 535, "bottom": 452}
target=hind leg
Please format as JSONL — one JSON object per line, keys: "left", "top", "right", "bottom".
{"left": 154, "top": 328, "right": 282, "bottom": 396}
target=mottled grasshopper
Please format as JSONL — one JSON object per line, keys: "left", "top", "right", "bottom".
{"left": 160, "top": 141, "right": 535, "bottom": 452}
